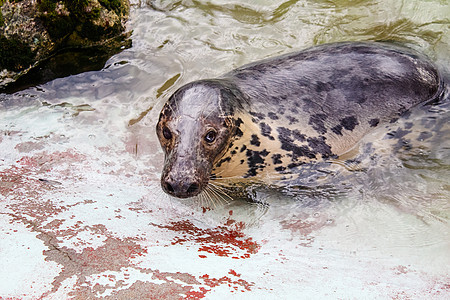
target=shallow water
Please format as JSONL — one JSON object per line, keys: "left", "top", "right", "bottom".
{"left": 0, "top": 0, "right": 449, "bottom": 298}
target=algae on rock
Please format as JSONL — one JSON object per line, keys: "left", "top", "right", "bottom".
{"left": 0, "top": 0, "right": 130, "bottom": 91}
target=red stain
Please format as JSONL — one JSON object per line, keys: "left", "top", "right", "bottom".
{"left": 392, "top": 265, "right": 410, "bottom": 275}
{"left": 201, "top": 207, "right": 211, "bottom": 213}
{"left": 153, "top": 219, "right": 259, "bottom": 259}
{"left": 280, "top": 218, "right": 317, "bottom": 236}
{"left": 184, "top": 286, "right": 210, "bottom": 299}
{"left": 199, "top": 274, "right": 253, "bottom": 291}
{"left": 1, "top": 150, "right": 85, "bottom": 201}
{"left": 198, "top": 244, "right": 232, "bottom": 257}
{"left": 279, "top": 214, "right": 332, "bottom": 247}
{"left": 16, "top": 150, "right": 84, "bottom": 170}
{"left": 2, "top": 150, "right": 257, "bottom": 298}
{"left": 0, "top": 165, "right": 43, "bottom": 198}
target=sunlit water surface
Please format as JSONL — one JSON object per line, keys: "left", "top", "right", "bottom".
{"left": 1, "top": 0, "right": 449, "bottom": 298}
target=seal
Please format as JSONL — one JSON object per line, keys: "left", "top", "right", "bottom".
{"left": 156, "top": 42, "right": 444, "bottom": 199}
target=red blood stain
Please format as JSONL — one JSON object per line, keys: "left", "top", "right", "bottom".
{"left": 153, "top": 219, "right": 259, "bottom": 259}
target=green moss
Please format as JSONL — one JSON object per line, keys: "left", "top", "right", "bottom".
{"left": 40, "top": 13, "right": 75, "bottom": 40}
{"left": 0, "top": 35, "right": 35, "bottom": 71}
{"left": 38, "top": 0, "right": 90, "bottom": 18}
{"left": 89, "top": 6, "right": 102, "bottom": 19}
{"left": 38, "top": 1, "right": 85, "bottom": 41}
{"left": 37, "top": 0, "right": 127, "bottom": 46}
{"left": 0, "top": 0, "right": 4, "bottom": 27}
{"left": 38, "top": 0, "right": 57, "bottom": 12}
{"left": 80, "top": 21, "right": 118, "bottom": 41}
{"left": 99, "top": 0, "right": 124, "bottom": 15}
{"left": 64, "top": 0, "right": 90, "bottom": 17}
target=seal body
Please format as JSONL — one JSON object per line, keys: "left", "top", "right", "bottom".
{"left": 156, "top": 42, "right": 443, "bottom": 199}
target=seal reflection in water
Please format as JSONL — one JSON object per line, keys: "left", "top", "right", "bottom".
{"left": 156, "top": 42, "right": 444, "bottom": 199}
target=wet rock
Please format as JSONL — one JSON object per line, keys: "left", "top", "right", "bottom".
{"left": 0, "top": 0, "right": 130, "bottom": 91}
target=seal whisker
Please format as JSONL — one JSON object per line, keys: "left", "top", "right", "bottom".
{"left": 195, "top": 191, "right": 205, "bottom": 208}
{"left": 207, "top": 186, "right": 230, "bottom": 206}
{"left": 214, "top": 192, "right": 232, "bottom": 206}
{"left": 203, "top": 188, "right": 216, "bottom": 208}
{"left": 209, "top": 178, "right": 241, "bottom": 189}
{"left": 209, "top": 184, "right": 236, "bottom": 203}
{"left": 201, "top": 191, "right": 211, "bottom": 209}
{"left": 206, "top": 189, "right": 221, "bottom": 207}
{"left": 204, "top": 185, "right": 220, "bottom": 206}
{"left": 208, "top": 179, "right": 234, "bottom": 191}
{"left": 196, "top": 190, "right": 206, "bottom": 208}
{"left": 211, "top": 169, "right": 226, "bottom": 176}
{"left": 208, "top": 183, "right": 233, "bottom": 204}
{"left": 210, "top": 185, "right": 234, "bottom": 197}
{"left": 204, "top": 186, "right": 216, "bottom": 208}
{"left": 203, "top": 186, "right": 219, "bottom": 208}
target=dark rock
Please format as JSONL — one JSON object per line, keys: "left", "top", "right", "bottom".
{"left": 0, "top": 0, "right": 130, "bottom": 91}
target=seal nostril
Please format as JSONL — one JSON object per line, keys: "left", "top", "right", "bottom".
{"left": 165, "top": 182, "right": 174, "bottom": 193}
{"left": 187, "top": 183, "right": 199, "bottom": 194}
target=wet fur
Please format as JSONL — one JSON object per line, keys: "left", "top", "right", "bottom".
{"left": 157, "top": 42, "right": 445, "bottom": 198}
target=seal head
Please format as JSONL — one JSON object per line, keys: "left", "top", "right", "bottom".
{"left": 156, "top": 79, "right": 245, "bottom": 198}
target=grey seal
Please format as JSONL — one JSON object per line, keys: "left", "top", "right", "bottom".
{"left": 156, "top": 42, "right": 444, "bottom": 199}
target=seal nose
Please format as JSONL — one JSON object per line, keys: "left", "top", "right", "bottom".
{"left": 186, "top": 183, "right": 199, "bottom": 194}
{"left": 162, "top": 176, "right": 201, "bottom": 198}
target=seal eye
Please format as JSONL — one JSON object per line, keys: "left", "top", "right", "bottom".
{"left": 204, "top": 130, "right": 217, "bottom": 143}
{"left": 162, "top": 126, "right": 172, "bottom": 140}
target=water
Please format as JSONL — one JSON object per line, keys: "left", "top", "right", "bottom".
{"left": 0, "top": 0, "right": 449, "bottom": 298}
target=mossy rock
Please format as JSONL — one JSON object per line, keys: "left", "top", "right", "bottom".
{"left": 0, "top": 0, "right": 130, "bottom": 90}
{"left": 38, "top": 0, "right": 129, "bottom": 46}
{"left": 0, "top": 35, "right": 35, "bottom": 71}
